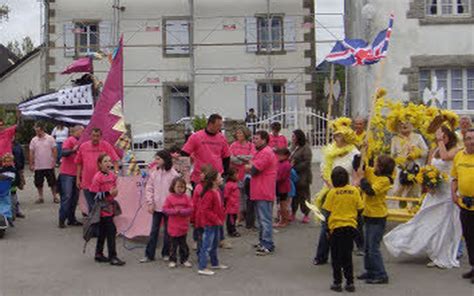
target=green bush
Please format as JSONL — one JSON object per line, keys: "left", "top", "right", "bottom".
{"left": 192, "top": 114, "right": 207, "bottom": 131}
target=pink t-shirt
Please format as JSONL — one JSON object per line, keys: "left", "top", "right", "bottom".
{"left": 89, "top": 171, "right": 117, "bottom": 217}
{"left": 0, "top": 125, "right": 16, "bottom": 158}
{"left": 182, "top": 130, "right": 230, "bottom": 183}
{"left": 29, "top": 134, "right": 56, "bottom": 170}
{"left": 60, "top": 136, "right": 79, "bottom": 176}
{"left": 224, "top": 181, "right": 240, "bottom": 214}
{"left": 75, "top": 140, "right": 120, "bottom": 189}
{"left": 250, "top": 145, "right": 278, "bottom": 201}
{"left": 229, "top": 141, "right": 255, "bottom": 181}
{"left": 163, "top": 193, "right": 193, "bottom": 237}
{"left": 269, "top": 134, "right": 288, "bottom": 150}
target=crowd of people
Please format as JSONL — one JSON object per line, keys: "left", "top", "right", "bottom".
{"left": 1, "top": 107, "right": 474, "bottom": 291}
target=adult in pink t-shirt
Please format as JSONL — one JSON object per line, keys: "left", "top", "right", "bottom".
{"left": 75, "top": 128, "right": 119, "bottom": 211}
{"left": 229, "top": 127, "right": 255, "bottom": 181}
{"left": 245, "top": 130, "right": 277, "bottom": 254}
{"left": 0, "top": 119, "right": 16, "bottom": 158}
{"left": 58, "top": 125, "right": 84, "bottom": 228}
{"left": 180, "top": 114, "right": 230, "bottom": 184}
{"left": 268, "top": 122, "right": 288, "bottom": 150}
{"left": 29, "top": 122, "right": 58, "bottom": 204}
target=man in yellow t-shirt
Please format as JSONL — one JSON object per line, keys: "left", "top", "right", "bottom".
{"left": 451, "top": 129, "right": 474, "bottom": 283}
{"left": 322, "top": 166, "right": 363, "bottom": 292}
{"left": 353, "top": 117, "right": 367, "bottom": 150}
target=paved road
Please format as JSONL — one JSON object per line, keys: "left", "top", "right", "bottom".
{"left": 0, "top": 171, "right": 472, "bottom": 296}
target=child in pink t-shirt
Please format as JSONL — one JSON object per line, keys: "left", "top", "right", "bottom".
{"left": 274, "top": 148, "right": 292, "bottom": 228}
{"left": 269, "top": 122, "right": 288, "bottom": 151}
{"left": 224, "top": 168, "right": 240, "bottom": 237}
{"left": 163, "top": 177, "right": 193, "bottom": 268}
{"left": 89, "top": 153, "right": 125, "bottom": 266}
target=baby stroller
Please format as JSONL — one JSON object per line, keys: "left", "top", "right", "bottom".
{"left": 0, "top": 179, "right": 12, "bottom": 238}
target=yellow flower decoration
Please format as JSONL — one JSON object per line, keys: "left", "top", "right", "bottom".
{"left": 330, "top": 117, "right": 356, "bottom": 145}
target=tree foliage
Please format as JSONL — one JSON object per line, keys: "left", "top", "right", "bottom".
{"left": 0, "top": 4, "right": 9, "bottom": 22}
{"left": 7, "top": 37, "right": 35, "bottom": 58}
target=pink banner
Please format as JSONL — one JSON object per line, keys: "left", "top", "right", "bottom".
{"left": 79, "top": 176, "right": 152, "bottom": 239}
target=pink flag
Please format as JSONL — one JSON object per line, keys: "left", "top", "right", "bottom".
{"left": 79, "top": 36, "right": 124, "bottom": 156}
{"left": 61, "top": 57, "right": 93, "bottom": 74}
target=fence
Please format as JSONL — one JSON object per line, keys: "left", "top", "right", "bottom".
{"left": 246, "top": 107, "right": 331, "bottom": 149}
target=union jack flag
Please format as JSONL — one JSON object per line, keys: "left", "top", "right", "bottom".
{"left": 325, "top": 14, "right": 394, "bottom": 66}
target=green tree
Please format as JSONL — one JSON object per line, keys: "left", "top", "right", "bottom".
{"left": 7, "top": 40, "right": 22, "bottom": 57}
{"left": 7, "top": 37, "right": 35, "bottom": 58}
{"left": 0, "top": 4, "right": 9, "bottom": 22}
{"left": 21, "top": 36, "right": 34, "bottom": 56}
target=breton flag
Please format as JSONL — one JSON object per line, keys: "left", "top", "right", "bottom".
{"left": 18, "top": 84, "right": 94, "bottom": 126}
{"left": 325, "top": 14, "right": 394, "bottom": 66}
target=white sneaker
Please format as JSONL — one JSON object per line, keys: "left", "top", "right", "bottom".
{"left": 198, "top": 269, "right": 215, "bottom": 276}
{"left": 168, "top": 262, "right": 177, "bottom": 268}
{"left": 426, "top": 262, "right": 436, "bottom": 268}
{"left": 219, "top": 240, "right": 232, "bottom": 249}
{"left": 211, "top": 264, "right": 229, "bottom": 270}
{"left": 139, "top": 257, "right": 153, "bottom": 263}
{"left": 183, "top": 261, "right": 193, "bottom": 268}
{"left": 162, "top": 256, "right": 170, "bottom": 262}
{"left": 192, "top": 241, "right": 198, "bottom": 250}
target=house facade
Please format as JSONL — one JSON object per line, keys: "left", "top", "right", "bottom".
{"left": 46, "top": 0, "right": 316, "bottom": 140}
{"left": 345, "top": 0, "right": 474, "bottom": 116}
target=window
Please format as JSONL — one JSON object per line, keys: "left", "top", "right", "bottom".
{"left": 419, "top": 68, "right": 474, "bottom": 111}
{"left": 165, "top": 85, "right": 191, "bottom": 123}
{"left": 426, "top": 0, "right": 470, "bottom": 16}
{"left": 257, "top": 82, "right": 285, "bottom": 116}
{"left": 75, "top": 22, "right": 99, "bottom": 56}
{"left": 257, "top": 15, "right": 283, "bottom": 52}
{"left": 163, "top": 18, "right": 190, "bottom": 57}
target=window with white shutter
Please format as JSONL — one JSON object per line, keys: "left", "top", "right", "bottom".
{"left": 63, "top": 22, "right": 75, "bottom": 57}
{"left": 245, "top": 84, "right": 258, "bottom": 113}
{"left": 285, "top": 83, "right": 298, "bottom": 125}
{"left": 245, "top": 17, "right": 258, "bottom": 53}
{"left": 283, "top": 16, "right": 297, "bottom": 51}
{"left": 163, "top": 18, "right": 190, "bottom": 57}
{"left": 74, "top": 21, "right": 99, "bottom": 57}
{"left": 99, "top": 20, "right": 113, "bottom": 53}
{"left": 256, "top": 15, "right": 284, "bottom": 53}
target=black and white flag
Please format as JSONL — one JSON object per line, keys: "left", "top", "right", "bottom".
{"left": 18, "top": 84, "right": 94, "bottom": 126}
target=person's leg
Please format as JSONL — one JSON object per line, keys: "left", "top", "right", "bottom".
{"left": 246, "top": 199, "right": 255, "bottom": 228}
{"left": 195, "top": 227, "right": 203, "bottom": 257}
{"left": 198, "top": 226, "right": 214, "bottom": 270}
{"left": 256, "top": 200, "right": 274, "bottom": 251}
{"left": 279, "top": 197, "right": 290, "bottom": 226}
{"left": 314, "top": 212, "right": 330, "bottom": 264}
{"left": 145, "top": 212, "right": 162, "bottom": 260}
{"left": 299, "top": 185, "right": 311, "bottom": 217}
{"left": 354, "top": 215, "right": 364, "bottom": 251}
{"left": 83, "top": 189, "right": 96, "bottom": 212}
{"left": 56, "top": 142, "right": 63, "bottom": 165}
{"left": 169, "top": 236, "right": 178, "bottom": 263}
{"left": 58, "top": 175, "right": 71, "bottom": 225}
{"left": 45, "top": 169, "right": 58, "bottom": 202}
{"left": 209, "top": 226, "right": 220, "bottom": 267}
{"left": 10, "top": 192, "right": 18, "bottom": 220}
{"left": 366, "top": 220, "right": 388, "bottom": 280}
{"left": 161, "top": 214, "right": 170, "bottom": 258}
{"left": 95, "top": 218, "right": 106, "bottom": 257}
{"left": 291, "top": 193, "right": 299, "bottom": 217}
{"left": 341, "top": 228, "right": 355, "bottom": 284}
{"left": 105, "top": 217, "right": 117, "bottom": 259}
{"left": 179, "top": 235, "right": 190, "bottom": 264}
{"left": 330, "top": 230, "right": 343, "bottom": 285}
{"left": 226, "top": 214, "right": 233, "bottom": 235}
{"left": 460, "top": 209, "right": 474, "bottom": 268}
{"left": 68, "top": 176, "right": 79, "bottom": 223}
{"left": 34, "top": 170, "right": 45, "bottom": 202}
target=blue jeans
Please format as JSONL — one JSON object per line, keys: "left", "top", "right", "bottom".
{"left": 364, "top": 217, "right": 388, "bottom": 279}
{"left": 198, "top": 226, "right": 220, "bottom": 270}
{"left": 56, "top": 142, "right": 63, "bottom": 164}
{"left": 59, "top": 174, "right": 78, "bottom": 223}
{"left": 255, "top": 200, "right": 274, "bottom": 251}
{"left": 315, "top": 219, "right": 330, "bottom": 263}
{"left": 83, "top": 189, "right": 96, "bottom": 212}
{"left": 145, "top": 211, "right": 170, "bottom": 260}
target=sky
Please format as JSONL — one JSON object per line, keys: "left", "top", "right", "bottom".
{"left": 0, "top": 0, "right": 344, "bottom": 63}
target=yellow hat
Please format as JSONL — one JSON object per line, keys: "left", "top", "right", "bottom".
{"left": 331, "top": 117, "right": 356, "bottom": 144}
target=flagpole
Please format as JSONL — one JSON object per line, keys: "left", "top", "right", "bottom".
{"left": 326, "top": 63, "right": 335, "bottom": 142}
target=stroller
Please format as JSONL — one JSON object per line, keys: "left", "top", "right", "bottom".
{"left": 0, "top": 179, "right": 12, "bottom": 238}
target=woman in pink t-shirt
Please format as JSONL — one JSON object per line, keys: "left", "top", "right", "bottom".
{"left": 269, "top": 122, "right": 288, "bottom": 151}
{"left": 89, "top": 153, "right": 125, "bottom": 266}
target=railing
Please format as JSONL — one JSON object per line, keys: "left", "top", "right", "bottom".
{"left": 246, "top": 107, "right": 331, "bottom": 148}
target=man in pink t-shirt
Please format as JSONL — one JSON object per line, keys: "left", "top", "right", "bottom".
{"left": 268, "top": 122, "right": 288, "bottom": 151}
{"left": 180, "top": 114, "right": 231, "bottom": 185}
{"left": 75, "top": 128, "right": 119, "bottom": 211}
{"left": 29, "top": 122, "right": 58, "bottom": 204}
{"left": 58, "top": 125, "right": 84, "bottom": 228}
{"left": 245, "top": 130, "right": 277, "bottom": 255}
{"left": 0, "top": 119, "right": 17, "bottom": 158}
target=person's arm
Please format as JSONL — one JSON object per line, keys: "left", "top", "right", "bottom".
{"left": 76, "top": 163, "right": 82, "bottom": 189}
{"left": 451, "top": 179, "right": 460, "bottom": 204}
{"left": 360, "top": 178, "right": 375, "bottom": 196}
{"left": 292, "top": 147, "right": 312, "bottom": 172}
{"left": 28, "top": 147, "right": 34, "bottom": 172}
{"left": 162, "top": 198, "right": 179, "bottom": 216}
{"left": 52, "top": 143, "right": 58, "bottom": 166}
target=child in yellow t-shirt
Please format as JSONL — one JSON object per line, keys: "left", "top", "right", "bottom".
{"left": 323, "top": 166, "right": 364, "bottom": 293}
{"left": 356, "top": 155, "right": 395, "bottom": 285}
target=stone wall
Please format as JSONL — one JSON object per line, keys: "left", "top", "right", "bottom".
{"left": 163, "top": 122, "right": 186, "bottom": 150}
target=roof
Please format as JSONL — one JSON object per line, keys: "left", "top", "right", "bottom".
{"left": 0, "top": 44, "right": 19, "bottom": 74}
{"left": 0, "top": 46, "right": 41, "bottom": 80}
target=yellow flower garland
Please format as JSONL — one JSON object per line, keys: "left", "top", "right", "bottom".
{"left": 321, "top": 143, "right": 358, "bottom": 181}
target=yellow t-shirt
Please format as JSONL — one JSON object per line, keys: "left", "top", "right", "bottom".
{"left": 322, "top": 185, "right": 364, "bottom": 232}
{"left": 355, "top": 131, "right": 366, "bottom": 149}
{"left": 451, "top": 150, "right": 474, "bottom": 211}
{"left": 362, "top": 167, "right": 392, "bottom": 218}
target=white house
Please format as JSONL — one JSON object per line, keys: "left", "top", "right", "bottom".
{"left": 345, "top": 0, "right": 474, "bottom": 116}
{"left": 45, "top": 0, "right": 316, "bottom": 143}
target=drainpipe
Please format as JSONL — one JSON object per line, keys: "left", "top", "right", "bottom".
{"left": 189, "top": 0, "right": 195, "bottom": 117}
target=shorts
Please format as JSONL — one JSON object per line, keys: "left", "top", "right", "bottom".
{"left": 34, "top": 169, "right": 56, "bottom": 188}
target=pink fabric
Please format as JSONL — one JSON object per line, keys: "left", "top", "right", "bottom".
{"left": 75, "top": 140, "right": 120, "bottom": 189}
{"left": 162, "top": 193, "right": 193, "bottom": 237}
{"left": 89, "top": 171, "right": 117, "bottom": 217}
{"left": 277, "top": 160, "right": 292, "bottom": 194}
{"left": 0, "top": 125, "right": 16, "bottom": 158}
{"left": 181, "top": 130, "right": 230, "bottom": 183}
{"left": 250, "top": 145, "right": 278, "bottom": 201}
{"left": 29, "top": 134, "right": 56, "bottom": 170}
{"left": 61, "top": 57, "right": 93, "bottom": 74}
{"left": 145, "top": 168, "right": 179, "bottom": 212}
{"left": 229, "top": 141, "right": 255, "bottom": 181}
{"left": 198, "top": 189, "right": 225, "bottom": 227}
{"left": 269, "top": 134, "right": 288, "bottom": 150}
{"left": 224, "top": 181, "right": 240, "bottom": 214}
{"left": 192, "top": 183, "right": 203, "bottom": 227}
{"left": 60, "top": 136, "right": 78, "bottom": 176}
{"left": 78, "top": 37, "right": 124, "bottom": 158}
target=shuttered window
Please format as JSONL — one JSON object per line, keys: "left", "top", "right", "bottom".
{"left": 163, "top": 19, "right": 190, "bottom": 57}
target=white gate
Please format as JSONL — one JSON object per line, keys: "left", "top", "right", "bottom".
{"left": 246, "top": 107, "right": 331, "bottom": 149}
